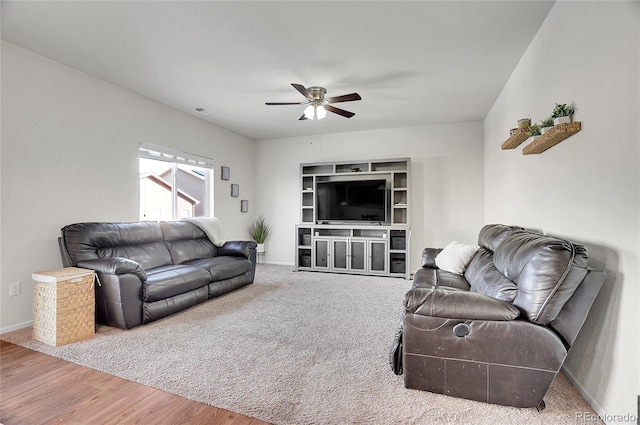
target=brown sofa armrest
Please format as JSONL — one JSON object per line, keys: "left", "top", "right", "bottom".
{"left": 217, "top": 240, "right": 257, "bottom": 259}
{"left": 421, "top": 248, "right": 443, "bottom": 268}
{"left": 405, "top": 286, "right": 520, "bottom": 321}
{"left": 77, "top": 257, "right": 147, "bottom": 281}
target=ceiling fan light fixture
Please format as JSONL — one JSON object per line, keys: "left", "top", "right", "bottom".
{"left": 304, "top": 103, "right": 326, "bottom": 120}
{"left": 303, "top": 104, "right": 315, "bottom": 119}
{"left": 267, "top": 83, "right": 360, "bottom": 120}
{"left": 316, "top": 105, "right": 327, "bottom": 120}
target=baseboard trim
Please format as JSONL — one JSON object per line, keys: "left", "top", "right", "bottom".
{"left": 1, "top": 320, "right": 33, "bottom": 335}
{"left": 562, "top": 365, "right": 618, "bottom": 425}
{"left": 263, "top": 261, "right": 294, "bottom": 266}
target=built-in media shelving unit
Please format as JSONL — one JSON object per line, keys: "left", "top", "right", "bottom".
{"left": 296, "top": 158, "right": 411, "bottom": 279}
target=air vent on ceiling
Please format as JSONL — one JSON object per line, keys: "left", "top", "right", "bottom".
{"left": 193, "top": 107, "right": 212, "bottom": 115}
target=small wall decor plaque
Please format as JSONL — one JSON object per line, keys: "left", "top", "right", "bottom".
{"left": 231, "top": 184, "right": 239, "bottom": 197}
{"left": 221, "top": 166, "right": 230, "bottom": 181}
{"left": 241, "top": 200, "right": 249, "bottom": 213}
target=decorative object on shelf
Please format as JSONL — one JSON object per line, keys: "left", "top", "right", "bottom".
{"left": 527, "top": 124, "right": 542, "bottom": 140}
{"left": 241, "top": 200, "right": 249, "bottom": 213}
{"left": 231, "top": 184, "right": 239, "bottom": 197}
{"left": 523, "top": 122, "right": 582, "bottom": 155}
{"left": 501, "top": 123, "right": 530, "bottom": 150}
{"left": 249, "top": 216, "right": 272, "bottom": 253}
{"left": 221, "top": 166, "right": 230, "bottom": 181}
{"left": 518, "top": 118, "right": 531, "bottom": 128}
{"left": 552, "top": 102, "right": 575, "bottom": 125}
{"left": 540, "top": 116, "right": 555, "bottom": 134}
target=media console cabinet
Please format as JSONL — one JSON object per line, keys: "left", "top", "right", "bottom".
{"left": 295, "top": 158, "right": 411, "bottom": 279}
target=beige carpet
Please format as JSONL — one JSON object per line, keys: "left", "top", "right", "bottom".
{"left": 2, "top": 264, "right": 602, "bottom": 425}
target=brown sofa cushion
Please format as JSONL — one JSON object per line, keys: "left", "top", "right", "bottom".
{"left": 160, "top": 221, "right": 217, "bottom": 264}
{"left": 62, "top": 222, "right": 173, "bottom": 270}
{"left": 143, "top": 264, "right": 212, "bottom": 302}
{"left": 495, "top": 231, "right": 588, "bottom": 325}
{"left": 465, "top": 248, "right": 518, "bottom": 302}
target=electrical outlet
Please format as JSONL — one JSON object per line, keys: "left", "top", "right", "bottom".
{"left": 9, "top": 282, "right": 21, "bottom": 296}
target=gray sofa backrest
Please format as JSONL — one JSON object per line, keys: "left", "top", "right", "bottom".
{"left": 61, "top": 221, "right": 173, "bottom": 270}
{"left": 466, "top": 224, "right": 589, "bottom": 326}
{"left": 160, "top": 221, "right": 217, "bottom": 264}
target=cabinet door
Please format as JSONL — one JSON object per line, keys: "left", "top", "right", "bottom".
{"left": 349, "top": 238, "right": 367, "bottom": 272}
{"left": 331, "top": 238, "right": 349, "bottom": 271}
{"left": 368, "top": 240, "right": 388, "bottom": 273}
{"left": 313, "top": 237, "right": 330, "bottom": 270}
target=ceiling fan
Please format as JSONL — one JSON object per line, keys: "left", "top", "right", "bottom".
{"left": 266, "top": 83, "right": 361, "bottom": 120}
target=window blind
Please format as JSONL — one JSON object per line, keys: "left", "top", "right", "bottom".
{"left": 139, "top": 143, "right": 214, "bottom": 169}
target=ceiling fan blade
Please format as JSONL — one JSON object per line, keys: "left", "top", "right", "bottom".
{"left": 325, "top": 93, "right": 361, "bottom": 103}
{"left": 326, "top": 105, "right": 355, "bottom": 118}
{"left": 299, "top": 114, "right": 309, "bottom": 121}
{"left": 291, "top": 83, "right": 313, "bottom": 100}
{"left": 265, "top": 102, "right": 307, "bottom": 105}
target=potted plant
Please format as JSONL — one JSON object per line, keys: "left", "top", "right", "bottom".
{"left": 540, "top": 116, "right": 555, "bottom": 133}
{"left": 552, "top": 102, "right": 575, "bottom": 124}
{"left": 249, "top": 216, "right": 272, "bottom": 253}
{"left": 527, "top": 123, "right": 542, "bottom": 139}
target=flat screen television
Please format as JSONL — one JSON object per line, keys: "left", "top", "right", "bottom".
{"left": 316, "top": 178, "right": 389, "bottom": 224}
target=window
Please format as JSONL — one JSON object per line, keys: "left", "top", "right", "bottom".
{"left": 139, "top": 143, "right": 214, "bottom": 221}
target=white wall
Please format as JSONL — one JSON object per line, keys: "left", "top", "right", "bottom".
{"left": 254, "top": 122, "right": 485, "bottom": 272}
{"left": 0, "top": 41, "right": 256, "bottom": 331}
{"left": 484, "top": 1, "right": 639, "bottom": 421}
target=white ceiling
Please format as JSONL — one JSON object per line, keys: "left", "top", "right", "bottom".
{"left": 1, "top": 1, "right": 554, "bottom": 141}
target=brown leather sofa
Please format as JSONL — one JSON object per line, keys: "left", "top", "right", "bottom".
{"left": 59, "top": 221, "right": 257, "bottom": 329}
{"left": 390, "top": 224, "right": 605, "bottom": 409}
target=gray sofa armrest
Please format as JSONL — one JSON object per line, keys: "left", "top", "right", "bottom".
{"left": 405, "top": 286, "right": 520, "bottom": 321}
{"left": 77, "top": 257, "right": 147, "bottom": 281}
{"left": 421, "top": 248, "right": 443, "bottom": 269}
{"left": 218, "top": 240, "right": 257, "bottom": 259}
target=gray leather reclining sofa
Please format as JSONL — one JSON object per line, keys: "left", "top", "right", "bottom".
{"left": 59, "top": 221, "right": 257, "bottom": 329}
{"left": 390, "top": 224, "right": 605, "bottom": 409}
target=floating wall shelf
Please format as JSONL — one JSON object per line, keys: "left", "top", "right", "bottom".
{"left": 501, "top": 127, "right": 530, "bottom": 150}
{"left": 522, "top": 122, "right": 582, "bottom": 155}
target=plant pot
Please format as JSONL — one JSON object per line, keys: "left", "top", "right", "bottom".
{"left": 542, "top": 126, "right": 554, "bottom": 134}
{"left": 518, "top": 118, "right": 531, "bottom": 129}
{"left": 554, "top": 115, "right": 573, "bottom": 125}
{"left": 256, "top": 243, "right": 265, "bottom": 253}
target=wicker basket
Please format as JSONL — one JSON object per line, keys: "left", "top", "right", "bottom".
{"left": 32, "top": 267, "right": 95, "bottom": 346}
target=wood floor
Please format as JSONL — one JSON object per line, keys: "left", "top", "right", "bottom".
{"left": 0, "top": 340, "right": 270, "bottom": 425}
